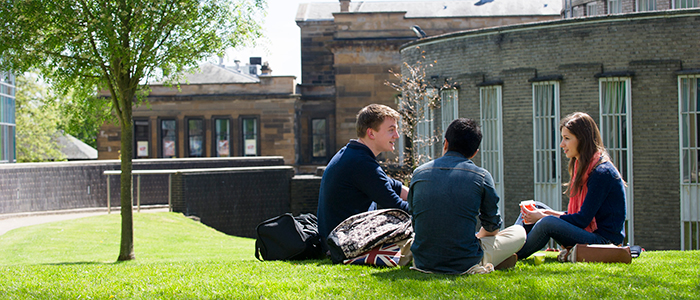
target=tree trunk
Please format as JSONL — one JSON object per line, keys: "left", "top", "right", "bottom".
{"left": 117, "top": 117, "right": 135, "bottom": 261}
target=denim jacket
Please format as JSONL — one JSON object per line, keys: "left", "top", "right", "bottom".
{"left": 408, "top": 151, "right": 502, "bottom": 274}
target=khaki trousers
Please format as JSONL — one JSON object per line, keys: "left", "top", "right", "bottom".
{"left": 478, "top": 225, "right": 527, "bottom": 266}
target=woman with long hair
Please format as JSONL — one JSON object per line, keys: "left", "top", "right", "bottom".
{"left": 515, "top": 112, "right": 627, "bottom": 260}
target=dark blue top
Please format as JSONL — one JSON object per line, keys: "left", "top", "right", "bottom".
{"left": 408, "top": 151, "right": 502, "bottom": 274}
{"left": 560, "top": 161, "right": 627, "bottom": 245}
{"left": 317, "top": 140, "right": 409, "bottom": 243}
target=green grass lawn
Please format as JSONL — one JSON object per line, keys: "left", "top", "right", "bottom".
{"left": 0, "top": 212, "right": 698, "bottom": 299}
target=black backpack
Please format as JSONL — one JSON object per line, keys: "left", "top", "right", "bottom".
{"left": 254, "top": 213, "right": 325, "bottom": 261}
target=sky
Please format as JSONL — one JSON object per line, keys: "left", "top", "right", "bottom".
{"left": 221, "top": 0, "right": 429, "bottom": 82}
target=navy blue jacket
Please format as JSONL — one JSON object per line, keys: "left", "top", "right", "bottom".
{"left": 317, "top": 140, "right": 409, "bottom": 243}
{"left": 560, "top": 161, "right": 627, "bottom": 245}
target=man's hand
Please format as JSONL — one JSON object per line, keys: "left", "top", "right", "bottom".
{"left": 475, "top": 227, "right": 499, "bottom": 239}
{"left": 400, "top": 185, "right": 409, "bottom": 201}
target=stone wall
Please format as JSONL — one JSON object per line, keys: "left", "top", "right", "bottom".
{"left": 97, "top": 92, "right": 298, "bottom": 165}
{"left": 400, "top": 9, "right": 700, "bottom": 250}
{"left": 297, "top": 6, "right": 561, "bottom": 156}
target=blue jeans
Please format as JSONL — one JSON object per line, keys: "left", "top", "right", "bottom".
{"left": 515, "top": 202, "right": 610, "bottom": 259}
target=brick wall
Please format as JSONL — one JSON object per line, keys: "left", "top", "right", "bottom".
{"left": 171, "top": 166, "right": 295, "bottom": 238}
{"left": 0, "top": 157, "right": 284, "bottom": 214}
{"left": 400, "top": 10, "right": 700, "bottom": 250}
{"left": 290, "top": 174, "right": 322, "bottom": 215}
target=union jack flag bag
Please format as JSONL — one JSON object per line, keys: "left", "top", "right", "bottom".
{"left": 343, "top": 239, "right": 412, "bottom": 267}
{"left": 327, "top": 209, "right": 413, "bottom": 266}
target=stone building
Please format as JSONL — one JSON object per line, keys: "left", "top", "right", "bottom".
{"left": 399, "top": 6, "right": 700, "bottom": 250}
{"left": 97, "top": 62, "right": 299, "bottom": 165}
{"left": 562, "top": 0, "right": 693, "bottom": 18}
{"left": 294, "top": 0, "right": 562, "bottom": 171}
{"left": 96, "top": 1, "right": 562, "bottom": 173}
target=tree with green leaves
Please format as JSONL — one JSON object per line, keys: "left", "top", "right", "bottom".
{"left": 15, "top": 74, "right": 67, "bottom": 163}
{"left": 58, "top": 89, "right": 113, "bottom": 149}
{"left": 1, "top": 0, "right": 265, "bottom": 261}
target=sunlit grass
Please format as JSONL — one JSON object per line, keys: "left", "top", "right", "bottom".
{"left": 0, "top": 213, "right": 697, "bottom": 299}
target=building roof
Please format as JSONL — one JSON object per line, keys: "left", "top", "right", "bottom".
{"left": 151, "top": 63, "right": 261, "bottom": 85}
{"left": 296, "top": 0, "right": 562, "bottom": 22}
{"left": 54, "top": 132, "right": 98, "bottom": 160}
{"left": 177, "top": 63, "right": 260, "bottom": 84}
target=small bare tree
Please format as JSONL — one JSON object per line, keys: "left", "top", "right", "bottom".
{"left": 385, "top": 52, "right": 459, "bottom": 176}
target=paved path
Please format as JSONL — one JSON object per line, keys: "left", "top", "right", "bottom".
{"left": 0, "top": 205, "right": 169, "bottom": 236}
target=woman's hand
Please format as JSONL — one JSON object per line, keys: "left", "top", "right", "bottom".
{"left": 522, "top": 208, "right": 564, "bottom": 224}
{"left": 522, "top": 208, "right": 548, "bottom": 224}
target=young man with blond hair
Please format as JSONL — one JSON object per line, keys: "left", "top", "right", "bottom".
{"left": 317, "top": 104, "right": 409, "bottom": 247}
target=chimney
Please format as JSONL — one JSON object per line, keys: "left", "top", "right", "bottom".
{"left": 260, "top": 62, "right": 272, "bottom": 76}
{"left": 340, "top": 0, "right": 350, "bottom": 12}
{"left": 218, "top": 55, "right": 224, "bottom": 66}
{"left": 234, "top": 60, "right": 241, "bottom": 72}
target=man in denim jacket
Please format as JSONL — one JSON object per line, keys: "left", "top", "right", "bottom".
{"left": 408, "top": 118, "right": 525, "bottom": 274}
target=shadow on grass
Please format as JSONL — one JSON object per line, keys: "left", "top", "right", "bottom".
{"left": 370, "top": 256, "right": 665, "bottom": 283}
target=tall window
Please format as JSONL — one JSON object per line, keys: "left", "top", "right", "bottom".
{"left": 533, "top": 82, "right": 561, "bottom": 212}
{"left": 679, "top": 75, "right": 700, "bottom": 250}
{"left": 675, "top": 0, "right": 700, "bottom": 8}
{"left": 608, "top": 0, "right": 622, "bottom": 14}
{"left": 187, "top": 118, "right": 204, "bottom": 157}
{"left": 133, "top": 119, "right": 150, "bottom": 158}
{"left": 213, "top": 118, "right": 231, "bottom": 157}
{"left": 415, "top": 90, "right": 436, "bottom": 165}
{"left": 480, "top": 85, "right": 504, "bottom": 218}
{"left": 0, "top": 72, "right": 15, "bottom": 163}
{"left": 160, "top": 119, "right": 177, "bottom": 158}
{"left": 312, "top": 118, "right": 327, "bottom": 159}
{"left": 441, "top": 89, "right": 459, "bottom": 136}
{"left": 600, "top": 77, "right": 634, "bottom": 245}
{"left": 586, "top": 2, "right": 598, "bottom": 16}
{"left": 637, "top": 0, "right": 656, "bottom": 11}
{"left": 241, "top": 117, "right": 259, "bottom": 156}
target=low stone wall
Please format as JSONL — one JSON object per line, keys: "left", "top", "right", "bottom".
{"left": 0, "top": 157, "right": 327, "bottom": 239}
{"left": 172, "top": 166, "right": 297, "bottom": 238}
{"left": 290, "top": 174, "right": 322, "bottom": 216}
{"left": 0, "top": 157, "right": 285, "bottom": 214}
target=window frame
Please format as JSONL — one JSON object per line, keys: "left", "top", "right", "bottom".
{"left": 185, "top": 117, "right": 205, "bottom": 158}
{"left": 678, "top": 74, "right": 700, "bottom": 250}
{"left": 0, "top": 73, "right": 16, "bottom": 163}
{"left": 441, "top": 88, "right": 459, "bottom": 138}
{"left": 158, "top": 117, "right": 178, "bottom": 158}
{"left": 480, "top": 84, "right": 505, "bottom": 219}
{"left": 212, "top": 116, "right": 232, "bottom": 157}
{"left": 415, "top": 89, "right": 436, "bottom": 165}
{"left": 133, "top": 118, "right": 151, "bottom": 159}
{"left": 310, "top": 117, "right": 329, "bottom": 161}
{"left": 240, "top": 115, "right": 260, "bottom": 156}
{"left": 607, "top": 0, "right": 621, "bottom": 14}
{"left": 532, "top": 81, "right": 562, "bottom": 212}
{"left": 637, "top": 0, "right": 656, "bottom": 11}
{"left": 674, "top": 0, "right": 700, "bottom": 9}
{"left": 599, "top": 76, "right": 634, "bottom": 245}
{"left": 586, "top": 2, "right": 598, "bottom": 16}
